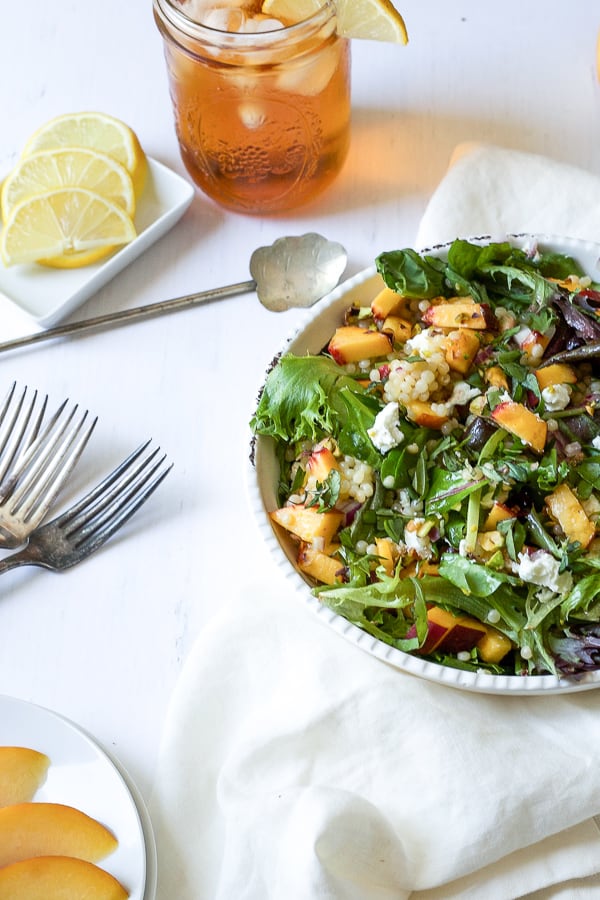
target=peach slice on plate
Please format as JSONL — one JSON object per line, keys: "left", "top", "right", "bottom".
{"left": 0, "top": 856, "right": 128, "bottom": 900}
{"left": 0, "top": 746, "right": 50, "bottom": 806}
{"left": 0, "top": 802, "right": 117, "bottom": 867}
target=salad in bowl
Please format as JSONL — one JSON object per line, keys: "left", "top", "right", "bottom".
{"left": 250, "top": 234, "right": 600, "bottom": 691}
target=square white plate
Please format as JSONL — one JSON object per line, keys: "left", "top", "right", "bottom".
{"left": 0, "top": 157, "right": 195, "bottom": 327}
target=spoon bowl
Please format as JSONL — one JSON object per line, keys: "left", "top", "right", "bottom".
{"left": 250, "top": 233, "right": 348, "bottom": 312}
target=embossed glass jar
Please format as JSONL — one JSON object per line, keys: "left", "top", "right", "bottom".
{"left": 153, "top": 0, "right": 351, "bottom": 214}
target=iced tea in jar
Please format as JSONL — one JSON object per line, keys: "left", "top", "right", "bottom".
{"left": 153, "top": 0, "right": 351, "bottom": 214}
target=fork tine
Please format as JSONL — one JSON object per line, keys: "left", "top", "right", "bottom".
{"left": 0, "top": 382, "right": 17, "bottom": 429}
{"left": 54, "top": 440, "right": 154, "bottom": 529}
{"left": 72, "top": 458, "right": 172, "bottom": 555}
{"left": 52, "top": 441, "right": 171, "bottom": 553}
{"left": 9, "top": 410, "right": 98, "bottom": 523}
{"left": 61, "top": 444, "right": 166, "bottom": 538}
{"left": 0, "top": 386, "right": 46, "bottom": 486}
{"left": 76, "top": 448, "right": 164, "bottom": 534}
{"left": 8, "top": 405, "right": 90, "bottom": 505}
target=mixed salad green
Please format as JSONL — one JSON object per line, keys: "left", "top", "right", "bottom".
{"left": 251, "top": 238, "right": 600, "bottom": 678}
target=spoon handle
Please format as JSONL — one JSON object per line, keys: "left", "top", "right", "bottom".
{"left": 0, "top": 279, "right": 257, "bottom": 353}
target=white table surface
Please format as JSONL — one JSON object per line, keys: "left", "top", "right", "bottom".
{"left": 1, "top": 0, "right": 599, "bottom": 869}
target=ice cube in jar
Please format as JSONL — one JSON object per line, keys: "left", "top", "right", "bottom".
{"left": 173, "top": 0, "right": 283, "bottom": 31}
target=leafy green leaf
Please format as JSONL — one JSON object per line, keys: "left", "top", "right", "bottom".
{"left": 376, "top": 249, "right": 446, "bottom": 299}
{"left": 251, "top": 354, "right": 365, "bottom": 444}
{"left": 438, "top": 553, "right": 521, "bottom": 597}
{"left": 425, "top": 468, "right": 489, "bottom": 516}
{"left": 560, "top": 574, "right": 600, "bottom": 619}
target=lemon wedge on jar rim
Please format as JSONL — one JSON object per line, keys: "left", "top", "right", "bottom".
{"left": 0, "top": 187, "right": 137, "bottom": 268}
{"left": 261, "top": 0, "right": 408, "bottom": 42}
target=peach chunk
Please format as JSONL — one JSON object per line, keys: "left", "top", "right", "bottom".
{"left": 375, "top": 536, "right": 396, "bottom": 576}
{"left": 0, "top": 856, "right": 128, "bottom": 900}
{"left": 0, "top": 746, "right": 50, "bottom": 807}
{"left": 422, "top": 299, "right": 493, "bottom": 330}
{"left": 270, "top": 505, "right": 343, "bottom": 545}
{"left": 482, "top": 502, "right": 514, "bottom": 531}
{"left": 0, "top": 803, "right": 118, "bottom": 867}
{"left": 445, "top": 328, "right": 481, "bottom": 374}
{"left": 545, "top": 483, "right": 596, "bottom": 548}
{"left": 381, "top": 315, "right": 412, "bottom": 344}
{"left": 297, "top": 542, "right": 343, "bottom": 585}
{"left": 534, "top": 363, "right": 578, "bottom": 391}
{"left": 407, "top": 606, "right": 486, "bottom": 655}
{"left": 327, "top": 326, "right": 392, "bottom": 364}
{"left": 517, "top": 329, "right": 550, "bottom": 361}
{"left": 476, "top": 626, "right": 513, "bottom": 664}
{"left": 428, "top": 606, "right": 487, "bottom": 654}
{"left": 485, "top": 366, "right": 509, "bottom": 390}
{"left": 370, "top": 286, "right": 408, "bottom": 321}
{"left": 303, "top": 446, "right": 339, "bottom": 487}
{"left": 406, "top": 400, "right": 449, "bottom": 429}
{"left": 491, "top": 400, "right": 547, "bottom": 453}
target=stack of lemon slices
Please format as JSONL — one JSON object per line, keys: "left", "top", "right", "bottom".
{"left": 0, "top": 112, "right": 147, "bottom": 269}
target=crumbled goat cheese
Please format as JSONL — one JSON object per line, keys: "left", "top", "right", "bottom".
{"left": 368, "top": 402, "right": 404, "bottom": 453}
{"left": 541, "top": 383, "right": 571, "bottom": 412}
{"left": 517, "top": 549, "right": 573, "bottom": 595}
{"left": 431, "top": 381, "right": 481, "bottom": 416}
{"left": 404, "top": 328, "right": 446, "bottom": 359}
{"left": 393, "top": 488, "right": 424, "bottom": 517}
{"left": 593, "top": 435, "right": 600, "bottom": 451}
{"left": 403, "top": 518, "right": 433, "bottom": 559}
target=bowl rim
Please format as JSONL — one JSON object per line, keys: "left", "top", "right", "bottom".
{"left": 246, "top": 233, "right": 600, "bottom": 695}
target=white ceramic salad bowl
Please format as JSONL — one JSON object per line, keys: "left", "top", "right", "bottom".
{"left": 247, "top": 233, "right": 600, "bottom": 695}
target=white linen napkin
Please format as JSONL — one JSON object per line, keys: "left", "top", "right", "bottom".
{"left": 416, "top": 142, "right": 600, "bottom": 250}
{"left": 150, "top": 145, "right": 600, "bottom": 899}
{"left": 150, "top": 570, "right": 600, "bottom": 899}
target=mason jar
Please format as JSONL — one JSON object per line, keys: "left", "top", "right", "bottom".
{"left": 153, "top": 0, "right": 351, "bottom": 214}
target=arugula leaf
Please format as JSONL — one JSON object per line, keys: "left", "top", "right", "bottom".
{"left": 424, "top": 468, "right": 489, "bottom": 516}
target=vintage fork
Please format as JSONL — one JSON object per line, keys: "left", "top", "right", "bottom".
{"left": 0, "top": 440, "right": 171, "bottom": 576}
{"left": 0, "top": 383, "right": 97, "bottom": 548}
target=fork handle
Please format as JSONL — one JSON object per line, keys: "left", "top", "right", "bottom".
{"left": 0, "top": 551, "right": 38, "bottom": 575}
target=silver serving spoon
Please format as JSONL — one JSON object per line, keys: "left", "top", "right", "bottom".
{"left": 0, "top": 233, "right": 347, "bottom": 354}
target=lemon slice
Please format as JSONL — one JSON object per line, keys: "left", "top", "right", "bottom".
{"left": 1, "top": 148, "right": 136, "bottom": 222}
{"left": 21, "top": 111, "right": 147, "bottom": 195}
{"left": 261, "top": 0, "right": 408, "bottom": 42}
{"left": 1, "top": 187, "right": 136, "bottom": 267}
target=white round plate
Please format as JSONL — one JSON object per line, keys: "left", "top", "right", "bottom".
{"left": 248, "top": 233, "right": 600, "bottom": 695}
{"left": 0, "top": 693, "right": 156, "bottom": 899}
